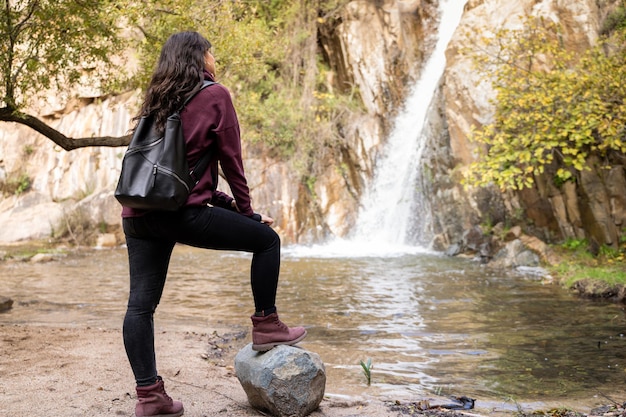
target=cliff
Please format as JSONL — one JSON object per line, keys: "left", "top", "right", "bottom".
{"left": 428, "top": 0, "right": 625, "bottom": 251}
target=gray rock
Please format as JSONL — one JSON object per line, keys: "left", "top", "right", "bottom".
{"left": 462, "top": 226, "right": 485, "bottom": 252}
{"left": 30, "top": 253, "right": 54, "bottom": 263}
{"left": 444, "top": 243, "right": 461, "bottom": 256}
{"left": 234, "top": 344, "right": 325, "bottom": 417}
{"left": 490, "top": 239, "right": 539, "bottom": 269}
{"left": 0, "top": 296, "right": 14, "bottom": 312}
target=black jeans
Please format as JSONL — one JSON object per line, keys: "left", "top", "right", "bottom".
{"left": 122, "top": 206, "right": 280, "bottom": 385}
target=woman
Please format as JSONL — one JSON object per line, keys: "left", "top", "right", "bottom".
{"left": 121, "top": 31, "right": 306, "bottom": 417}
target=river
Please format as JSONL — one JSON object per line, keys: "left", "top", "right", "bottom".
{"left": 1, "top": 245, "right": 625, "bottom": 413}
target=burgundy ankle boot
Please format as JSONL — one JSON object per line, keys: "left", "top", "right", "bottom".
{"left": 251, "top": 311, "right": 307, "bottom": 352}
{"left": 135, "top": 376, "right": 184, "bottom": 417}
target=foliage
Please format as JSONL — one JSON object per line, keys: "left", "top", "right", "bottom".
{"left": 600, "top": 5, "right": 626, "bottom": 36}
{"left": 0, "top": 0, "right": 362, "bottom": 179}
{"left": 124, "top": 0, "right": 286, "bottom": 93}
{"left": 560, "top": 238, "right": 588, "bottom": 252}
{"left": 0, "top": 0, "right": 127, "bottom": 110}
{"left": 125, "top": 0, "right": 360, "bottom": 177}
{"left": 121, "top": 0, "right": 302, "bottom": 156}
{"left": 550, "top": 236, "right": 626, "bottom": 288}
{"left": 464, "top": 17, "right": 626, "bottom": 191}
{"left": 0, "top": 242, "right": 66, "bottom": 261}
{"left": 554, "top": 262, "right": 626, "bottom": 288}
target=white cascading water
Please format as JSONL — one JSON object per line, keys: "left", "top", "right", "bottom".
{"left": 352, "top": 0, "right": 467, "bottom": 250}
{"left": 287, "top": 0, "right": 467, "bottom": 258}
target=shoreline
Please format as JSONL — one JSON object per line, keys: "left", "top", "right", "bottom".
{"left": 0, "top": 323, "right": 399, "bottom": 417}
{"left": 1, "top": 324, "right": 625, "bottom": 417}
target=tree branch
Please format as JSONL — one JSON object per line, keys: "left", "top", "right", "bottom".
{"left": 0, "top": 106, "right": 131, "bottom": 150}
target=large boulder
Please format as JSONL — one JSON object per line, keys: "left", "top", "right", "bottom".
{"left": 234, "top": 344, "right": 326, "bottom": 417}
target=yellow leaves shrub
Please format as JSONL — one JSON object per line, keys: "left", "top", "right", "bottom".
{"left": 464, "top": 17, "right": 626, "bottom": 191}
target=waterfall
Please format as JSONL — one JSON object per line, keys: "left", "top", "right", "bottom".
{"left": 353, "top": 0, "right": 467, "bottom": 249}
{"left": 287, "top": 0, "right": 467, "bottom": 258}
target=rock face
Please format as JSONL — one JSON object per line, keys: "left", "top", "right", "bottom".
{"left": 234, "top": 344, "right": 326, "bottom": 417}
{"left": 421, "top": 0, "right": 625, "bottom": 250}
{"left": 322, "top": 0, "right": 437, "bottom": 118}
{"left": 0, "top": 93, "right": 135, "bottom": 244}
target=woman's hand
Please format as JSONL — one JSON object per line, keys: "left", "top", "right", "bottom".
{"left": 260, "top": 214, "right": 274, "bottom": 226}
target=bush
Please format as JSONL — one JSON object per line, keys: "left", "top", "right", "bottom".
{"left": 463, "top": 17, "right": 626, "bottom": 191}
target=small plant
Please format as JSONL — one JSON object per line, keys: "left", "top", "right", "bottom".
{"left": 480, "top": 216, "right": 494, "bottom": 235}
{"left": 561, "top": 238, "right": 587, "bottom": 251}
{"left": 359, "top": 358, "right": 373, "bottom": 386}
{"left": 54, "top": 207, "right": 98, "bottom": 247}
{"left": 304, "top": 175, "right": 317, "bottom": 197}
{"left": 598, "top": 244, "right": 625, "bottom": 263}
{"left": 600, "top": 5, "right": 626, "bottom": 36}
{"left": 1, "top": 173, "right": 32, "bottom": 196}
{"left": 14, "top": 174, "right": 31, "bottom": 195}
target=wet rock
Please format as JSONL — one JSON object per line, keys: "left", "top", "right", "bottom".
{"left": 519, "top": 234, "right": 557, "bottom": 265}
{"left": 0, "top": 296, "right": 13, "bottom": 312}
{"left": 491, "top": 222, "right": 505, "bottom": 237}
{"left": 590, "top": 402, "right": 626, "bottom": 417}
{"left": 504, "top": 225, "right": 522, "bottom": 241}
{"left": 573, "top": 279, "right": 626, "bottom": 303}
{"left": 462, "top": 226, "right": 487, "bottom": 253}
{"left": 490, "top": 239, "right": 540, "bottom": 269}
{"left": 30, "top": 253, "right": 55, "bottom": 263}
{"left": 96, "top": 233, "right": 117, "bottom": 248}
{"left": 235, "top": 344, "right": 325, "bottom": 417}
{"left": 444, "top": 242, "right": 461, "bottom": 256}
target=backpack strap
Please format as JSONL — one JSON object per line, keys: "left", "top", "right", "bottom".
{"left": 182, "top": 80, "right": 216, "bottom": 109}
{"left": 190, "top": 151, "right": 212, "bottom": 184}
{"left": 184, "top": 80, "right": 217, "bottom": 184}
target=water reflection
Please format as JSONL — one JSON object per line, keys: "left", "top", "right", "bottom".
{"left": 1, "top": 245, "right": 625, "bottom": 411}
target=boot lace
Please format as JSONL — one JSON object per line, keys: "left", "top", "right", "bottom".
{"left": 273, "top": 315, "right": 289, "bottom": 331}
{"left": 157, "top": 381, "right": 173, "bottom": 403}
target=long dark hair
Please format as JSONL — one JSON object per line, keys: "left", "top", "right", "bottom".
{"left": 135, "top": 31, "right": 211, "bottom": 132}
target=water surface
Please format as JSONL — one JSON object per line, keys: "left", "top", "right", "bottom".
{"left": 1, "top": 245, "right": 625, "bottom": 413}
